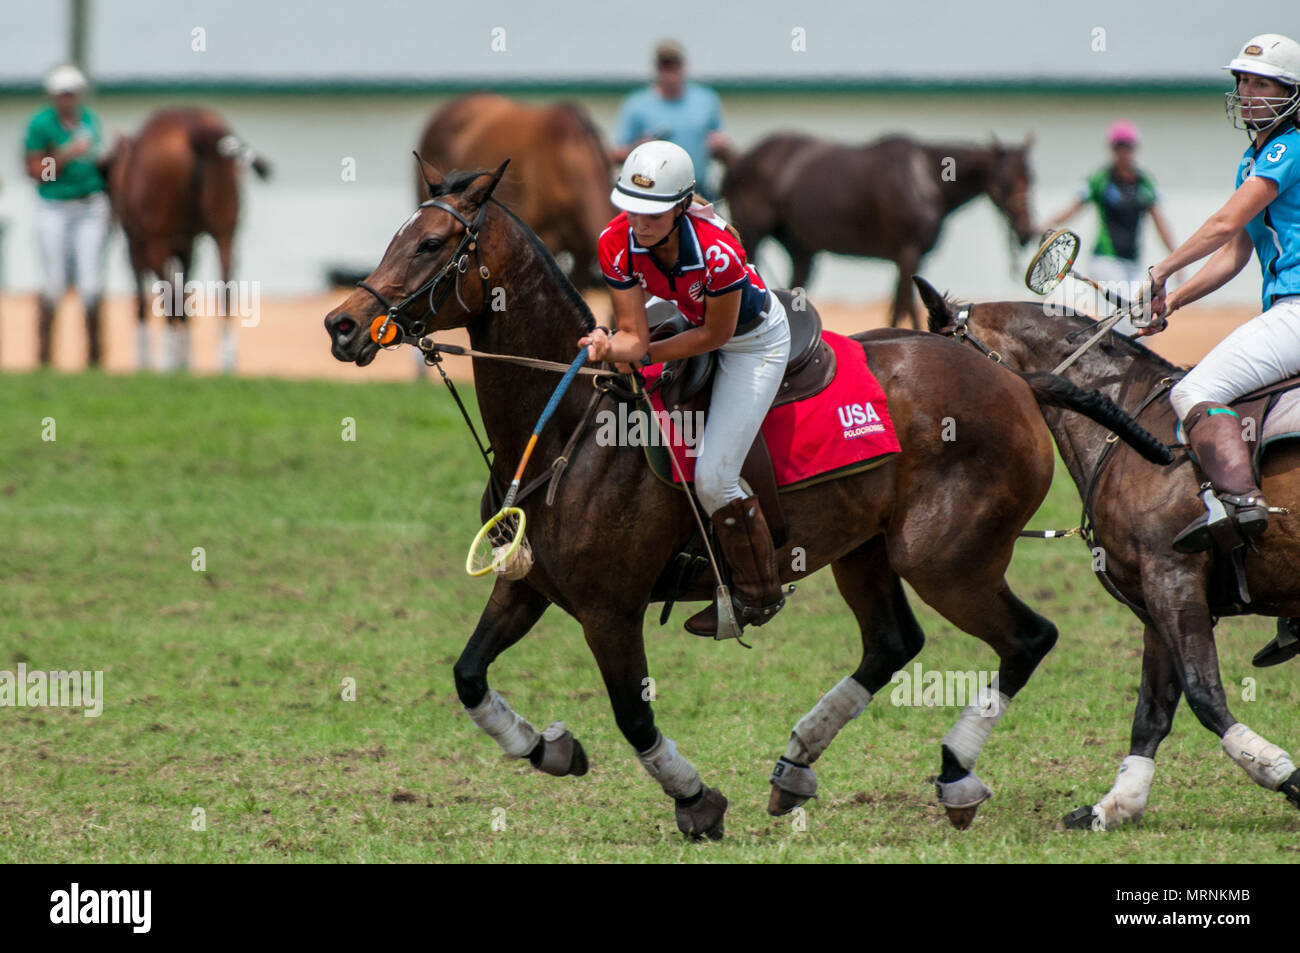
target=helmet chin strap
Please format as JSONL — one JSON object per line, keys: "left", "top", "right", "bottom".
{"left": 646, "top": 201, "right": 689, "bottom": 249}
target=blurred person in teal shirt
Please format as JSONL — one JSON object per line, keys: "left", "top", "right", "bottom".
{"left": 610, "top": 41, "right": 734, "bottom": 201}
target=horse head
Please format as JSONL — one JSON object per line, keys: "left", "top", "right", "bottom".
{"left": 325, "top": 157, "right": 510, "bottom": 366}
{"left": 984, "top": 134, "right": 1036, "bottom": 247}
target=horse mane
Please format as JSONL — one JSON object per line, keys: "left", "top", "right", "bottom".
{"left": 421, "top": 169, "right": 596, "bottom": 333}
{"left": 928, "top": 292, "right": 1182, "bottom": 377}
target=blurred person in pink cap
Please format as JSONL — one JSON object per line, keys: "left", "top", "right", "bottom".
{"left": 1042, "top": 120, "right": 1177, "bottom": 333}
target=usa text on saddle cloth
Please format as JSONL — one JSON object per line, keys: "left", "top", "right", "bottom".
{"left": 642, "top": 330, "right": 900, "bottom": 487}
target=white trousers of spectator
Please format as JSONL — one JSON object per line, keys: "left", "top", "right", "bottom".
{"left": 34, "top": 192, "right": 111, "bottom": 303}
{"left": 1090, "top": 255, "right": 1145, "bottom": 336}
{"left": 693, "top": 292, "right": 791, "bottom": 515}
{"left": 1171, "top": 296, "right": 1300, "bottom": 420}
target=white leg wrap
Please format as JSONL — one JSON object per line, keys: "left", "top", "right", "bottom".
{"left": 174, "top": 325, "right": 191, "bottom": 371}
{"left": 219, "top": 324, "right": 237, "bottom": 373}
{"left": 1092, "top": 755, "right": 1155, "bottom": 830}
{"left": 465, "top": 689, "right": 540, "bottom": 759}
{"left": 784, "top": 676, "right": 872, "bottom": 764}
{"left": 1221, "top": 723, "right": 1296, "bottom": 791}
{"left": 136, "top": 325, "right": 150, "bottom": 371}
{"left": 941, "top": 682, "right": 1011, "bottom": 772}
{"left": 637, "top": 731, "right": 703, "bottom": 800}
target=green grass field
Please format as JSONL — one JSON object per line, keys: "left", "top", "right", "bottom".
{"left": 1, "top": 369, "right": 1297, "bottom": 863}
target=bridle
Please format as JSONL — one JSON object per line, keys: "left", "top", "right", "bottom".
{"left": 356, "top": 196, "right": 493, "bottom": 347}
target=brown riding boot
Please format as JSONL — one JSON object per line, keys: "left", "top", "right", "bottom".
{"left": 84, "top": 297, "right": 103, "bottom": 368}
{"left": 685, "top": 496, "right": 786, "bottom": 637}
{"left": 37, "top": 298, "right": 56, "bottom": 367}
{"left": 1172, "top": 402, "right": 1268, "bottom": 554}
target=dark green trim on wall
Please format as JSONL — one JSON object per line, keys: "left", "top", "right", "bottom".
{"left": 0, "top": 76, "right": 1230, "bottom": 99}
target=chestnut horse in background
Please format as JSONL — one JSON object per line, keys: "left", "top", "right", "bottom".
{"left": 101, "top": 107, "right": 269, "bottom": 372}
{"left": 415, "top": 94, "right": 613, "bottom": 288}
{"left": 722, "top": 134, "right": 1036, "bottom": 329}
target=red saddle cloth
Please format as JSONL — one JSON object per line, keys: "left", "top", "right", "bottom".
{"left": 642, "top": 330, "right": 900, "bottom": 488}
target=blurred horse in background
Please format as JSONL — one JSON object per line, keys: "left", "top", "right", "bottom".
{"left": 723, "top": 134, "right": 1036, "bottom": 329}
{"left": 101, "top": 107, "right": 270, "bottom": 372}
{"left": 415, "top": 94, "right": 614, "bottom": 288}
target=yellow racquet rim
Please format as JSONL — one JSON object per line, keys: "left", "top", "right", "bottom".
{"left": 466, "top": 507, "right": 526, "bottom": 577}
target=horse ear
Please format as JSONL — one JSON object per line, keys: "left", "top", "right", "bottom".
{"left": 463, "top": 158, "right": 511, "bottom": 206}
{"left": 413, "top": 151, "right": 444, "bottom": 197}
{"left": 912, "top": 276, "right": 952, "bottom": 331}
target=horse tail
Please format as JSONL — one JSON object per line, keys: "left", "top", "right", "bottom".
{"left": 190, "top": 125, "right": 271, "bottom": 180}
{"left": 1017, "top": 371, "right": 1173, "bottom": 465}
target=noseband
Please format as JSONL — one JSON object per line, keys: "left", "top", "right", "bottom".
{"left": 356, "top": 197, "right": 493, "bottom": 347}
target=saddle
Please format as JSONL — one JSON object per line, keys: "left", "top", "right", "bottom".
{"left": 644, "top": 289, "right": 837, "bottom": 548}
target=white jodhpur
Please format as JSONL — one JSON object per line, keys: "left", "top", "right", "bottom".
{"left": 936, "top": 681, "right": 1012, "bottom": 809}
{"left": 465, "top": 688, "right": 540, "bottom": 758}
{"left": 1221, "top": 723, "right": 1296, "bottom": 790}
{"left": 637, "top": 731, "right": 703, "bottom": 800}
{"left": 1091, "top": 755, "right": 1156, "bottom": 830}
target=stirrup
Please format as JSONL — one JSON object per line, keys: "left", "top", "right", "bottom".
{"left": 1172, "top": 487, "right": 1267, "bottom": 554}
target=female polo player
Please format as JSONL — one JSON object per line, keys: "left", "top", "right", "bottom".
{"left": 579, "top": 140, "right": 791, "bottom": 636}
{"left": 1145, "top": 34, "right": 1300, "bottom": 664}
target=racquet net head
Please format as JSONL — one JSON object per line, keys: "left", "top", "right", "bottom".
{"left": 1025, "top": 229, "right": 1081, "bottom": 296}
{"left": 467, "top": 508, "right": 532, "bottom": 579}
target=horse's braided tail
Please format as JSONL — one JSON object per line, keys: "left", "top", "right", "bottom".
{"left": 1018, "top": 371, "right": 1174, "bottom": 465}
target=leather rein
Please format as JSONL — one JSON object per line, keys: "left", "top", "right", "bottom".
{"left": 354, "top": 194, "right": 618, "bottom": 510}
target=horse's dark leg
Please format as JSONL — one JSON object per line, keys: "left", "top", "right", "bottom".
{"left": 581, "top": 607, "right": 728, "bottom": 841}
{"left": 1132, "top": 557, "right": 1300, "bottom": 819}
{"left": 777, "top": 231, "right": 816, "bottom": 292}
{"left": 904, "top": 566, "right": 1058, "bottom": 829}
{"left": 891, "top": 246, "right": 923, "bottom": 330}
{"left": 128, "top": 238, "right": 151, "bottom": 371}
{"left": 453, "top": 578, "right": 588, "bottom": 777}
{"left": 768, "top": 536, "right": 924, "bottom": 816}
{"left": 1064, "top": 623, "right": 1180, "bottom": 830}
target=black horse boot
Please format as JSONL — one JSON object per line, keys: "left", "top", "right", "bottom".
{"left": 685, "top": 496, "right": 786, "bottom": 637}
{"left": 1254, "top": 617, "right": 1300, "bottom": 668}
{"left": 1172, "top": 402, "right": 1268, "bottom": 554}
{"left": 84, "top": 297, "right": 103, "bottom": 368}
{"left": 37, "top": 297, "right": 56, "bottom": 366}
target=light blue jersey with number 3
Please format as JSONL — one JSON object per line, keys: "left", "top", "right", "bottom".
{"left": 1237, "top": 126, "right": 1300, "bottom": 306}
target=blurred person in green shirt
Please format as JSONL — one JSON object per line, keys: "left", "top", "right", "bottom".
{"left": 23, "top": 64, "right": 112, "bottom": 367}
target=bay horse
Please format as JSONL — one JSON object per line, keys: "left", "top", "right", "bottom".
{"left": 101, "top": 107, "right": 269, "bottom": 372}
{"left": 722, "top": 134, "right": 1036, "bottom": 330}
{"left": 322, "top": 160, "right": 1168, "bottom": 839}
{"left": 915, "top": 276, "right": 1300, "bottom": 829}
{"left": 415, "top": 94, "right": 613, "bottom": 288}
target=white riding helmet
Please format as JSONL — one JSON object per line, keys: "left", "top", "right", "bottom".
{"left": 45, "top": 64, "right": 87, "bottom": 96}
{"left": 612, "top": 140, "right": 695, "bottom": 215}
{"left": 1224, "top": 34, "right": 1300, "bottom": 130}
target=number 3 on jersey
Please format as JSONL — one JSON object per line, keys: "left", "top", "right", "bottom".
{"left": 1265, "top": 142, "right": 1288, "bottom": 163}
{"left": 705, "top": 244, "right": 730, "bottom": 275}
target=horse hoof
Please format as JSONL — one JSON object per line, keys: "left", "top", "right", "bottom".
{"left": 568, "top": 738, "right": 589, "bottom": 777}
{"left": 676, "top": 786, "right": 728, "bottom": 841}
{"left": 935, "top": 772, "right": 991, "bottom": 829}
{"left": 1280, "top": 768, "right": 1300, "bottom": 808}
{"left": 767, "top": 785, "right": 809, "bottom": 817}
{"left": 1063, "top": 805, "right": 1099, "bottom": 830}
{"left": 943, "top": 804, "right": 977, "bottom": 830}
{"left": 536, "top": 722, "right": 588, "bottom": 778}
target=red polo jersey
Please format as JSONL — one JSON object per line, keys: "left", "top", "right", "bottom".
{"left": 597, "top": 209, "right": 770, "bottom": 327}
